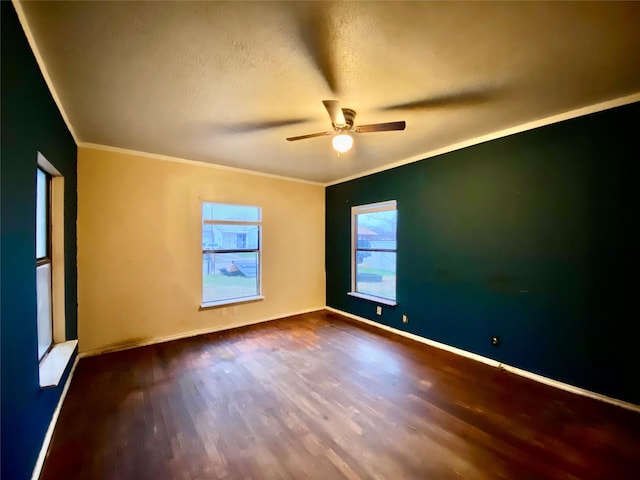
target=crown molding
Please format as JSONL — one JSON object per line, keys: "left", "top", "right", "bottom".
{"left": 325, "top": 92, "right": 640, "bottom": 187}
{"left": 13, "top": 0, "right": 79, "bottom": 144}
{"left": 78, "top": 143, "right": 325, "bottom": 186}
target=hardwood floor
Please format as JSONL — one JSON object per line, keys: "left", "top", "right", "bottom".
{"left": 41, "top": 311, "right": 640, "bottom": 479}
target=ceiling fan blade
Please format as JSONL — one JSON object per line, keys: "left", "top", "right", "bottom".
{"left": 322, "top": 100, "right": 346, "bottom": 127}
{"left": 286, "top": 131, "right": 333, "bottom": 142}
{"left": 355, "top": 121, "right": 406, "bottom": 133}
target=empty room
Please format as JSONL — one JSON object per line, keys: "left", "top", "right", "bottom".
{"left": 2, "top": 1, "right": 640, "bottom": 479}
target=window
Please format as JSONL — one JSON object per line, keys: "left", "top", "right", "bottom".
{"left": 36, "top": 167, "right": 53, "bottom": 360}
{"left": 202, "top": 203, "right": 263, "bottom": 307}
{"left": 36, "top": 153, "right": 77, "bottom": 388}
{"left": 349, "top": 200, "right": 397, "bottom": 305}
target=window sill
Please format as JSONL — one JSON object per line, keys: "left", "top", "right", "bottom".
{"left": 200, "top": 295, "right": 264, "bottom": 310}
{"left": 39, "top": 340, "right": 77, "bottom": 389}
{"left": 348, "top": 292, "right": 397, "bottom": 306}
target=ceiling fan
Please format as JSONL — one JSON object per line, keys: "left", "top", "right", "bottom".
{"left": 286, "top": 100, "right": 406, "bottom": 152}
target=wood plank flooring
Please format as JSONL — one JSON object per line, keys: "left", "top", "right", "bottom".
{"left": 41, "top": 311, "right": 640, "bottom": 479}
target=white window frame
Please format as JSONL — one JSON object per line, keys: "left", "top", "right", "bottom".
{"left": 36, "top": 167, "right": 53, "bottom": 360}
{"left": 348, "top": 200, "right": 398, "bottom": 306}
{"left": 36, "top": 152, "right": 77, "bottom": 388}
{"left": 201, "top": 202, "right": 264, "bottom": 308}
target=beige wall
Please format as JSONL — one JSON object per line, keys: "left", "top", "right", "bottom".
{"left": 77, "top": 147, "right": 325, "bottom": 354}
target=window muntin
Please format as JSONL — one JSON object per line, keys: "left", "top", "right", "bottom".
{"left": 202, "top": 203, "right": 262, "bottom": 306}
{"left": 351, "top": 200, "right": 397, "bottom": 303}
{"left": 36, "top": 168, "right": 53, "bottom": 360}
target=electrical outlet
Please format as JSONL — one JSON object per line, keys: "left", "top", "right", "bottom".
{"left": 376, "top": 306, "right": 382, "bottom": 315}
{"left": 221, "top": 308, "right": 228, "bottom": 317}
{"left": 402, "top": 314, "right": 408, "bottom": 323}
{"left": 491, "top": 335, "right": 500, "bottom": 346}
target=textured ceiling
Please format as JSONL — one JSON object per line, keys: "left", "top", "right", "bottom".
{"left": 18, "top": 1, "right": 640, "bottom": 183}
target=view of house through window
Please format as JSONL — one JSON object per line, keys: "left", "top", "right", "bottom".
{"left": 36, "top": 167, "right": 53, "bottom": 360}
{"left": 352, "top": 200, "right": 397, "bottom": 302}
{"left": 202, "top": 203, "right": 262, "bottom": 305}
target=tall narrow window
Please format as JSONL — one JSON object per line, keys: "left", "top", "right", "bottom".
{"left": 36, "top": 167, "right": 53, "bottom": 360}
{"left": 202, "top": 203, "right": 262, "bottom": 307}
{"left": 36, "top": 153, "right": 76, "bottom": 389}
{"left": 350, "top": 200, "right": 397, "bottom": 305}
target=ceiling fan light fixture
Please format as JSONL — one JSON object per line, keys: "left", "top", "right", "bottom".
{"left": 332, "top": 133, "right": 353, "bottom": 153}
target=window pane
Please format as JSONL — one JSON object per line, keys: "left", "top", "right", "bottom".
{"left": 202, "top": 223, "right": 216, "bottom": 250}
{"left": 36, "top": 169, "right": 48, "bottom": 259}
{"left": 203, "top": 225, "right": 259, "bottom": 251}
{"left": 356, "top": 251, "right": 396, "bottom": 301}
{"left": 36, "top": 263, "right": 53, "bottom": 359}
{"left": 356, "top": 210, "right": 397, "bottom": 248}
{"left": 202, "top": 203, "right": 261, "bottom": 222}
{"left": 203, "top": 252, "right": 259, "bottom": 303}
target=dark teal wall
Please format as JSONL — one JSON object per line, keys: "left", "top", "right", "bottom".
{"left": 1, "top": 3, "right": 78, "bottom": 479}
{"left": 326, "top": 101, "right": 640, "bottom": 405}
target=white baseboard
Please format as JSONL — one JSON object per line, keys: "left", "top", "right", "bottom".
{"left": 31, "top": 355, "right": 79, "bottom": 480}
{"left": 325, "top": 307, "right": 640, "bottom": 413}
{"left": 78, "top": 307, "right": 324, "bottom": 358}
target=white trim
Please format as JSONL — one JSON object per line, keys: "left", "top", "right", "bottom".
{"left": 37, "top": 152, "right": 62, "bottom": 177}
{"left": 49, "top": 176, "right": 66, "bottom": 344}
{"left": 31, "top": 355, "right": 79, "bottom": 480}
{"left": 347, "top": 291, "right": 397, "bottom": 306}
{"left": 325, "top": 92, "right": 640, "bottom": 187}
{"left": 38, "top": 340, "right": 77, "bottom": 388}
{"left": 351, "top": 200, "right": 397, "bottom": 299}
{"left": 77, "top": 307, "right": 324, "bottom": 358}
{"left": 78, "top": 143, "right": 324, "bottom": 186}
{"left": 325, "top": 307, "right": 640, "bottom": 413}
{"left": 36, "top": 152, "right": 68, "bottom": 347}
{"left": 13, "top": 1, "right": 78, "bottom": 144}
{"left": 351, "top": 200, "right": 397, "bottom": 215}
{"left": 200, "top": 295, "right": 264, "bottom": 309}
{"left": 201, "top": 201, "right": 263, "bottom": 306}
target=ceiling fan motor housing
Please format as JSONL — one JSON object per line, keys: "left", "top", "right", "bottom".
{"left": 341, "top": 108, "right": 356, "bottom": 130}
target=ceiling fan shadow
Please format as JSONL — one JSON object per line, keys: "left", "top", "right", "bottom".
{"left": 381, "top": 87, "right": 502, "bottom": 112}
{"left": 209, "top": 118, "right": 311, "bottom": 134}
{"left": 293, "top": 5, "right": 340, "bottom": 95}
